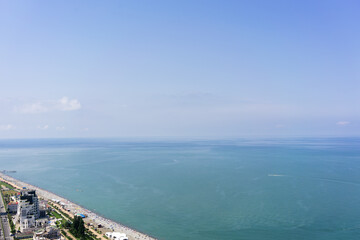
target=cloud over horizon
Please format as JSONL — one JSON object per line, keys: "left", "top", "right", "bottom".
{"left": 336, "top": 121, "right": 350, "bottom": 126}
{"left": 57, "top": 97, "right": 81, "bottom": 111}
{"left": 14, "top": 97, "right": 81, "bottom": 114}
{"left": 0, "top": 124, "right": 16, "bottom": 131}
{"left": 37, "top": 125, "right": 49, "bottom": 130}
{"left": 56, "top": 126, "right": 65, "bottom": 131}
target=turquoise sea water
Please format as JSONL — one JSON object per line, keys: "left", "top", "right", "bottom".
{"left": 0, "top": 138, "right": 360, "bottom": 240}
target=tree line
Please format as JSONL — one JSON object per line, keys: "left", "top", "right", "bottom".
{"left": 64, "top": 216, "right": 86, "bottom": 240}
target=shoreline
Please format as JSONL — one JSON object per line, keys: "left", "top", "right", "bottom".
{"left": 0, "top": 173, "right": 157, "bottom": 240}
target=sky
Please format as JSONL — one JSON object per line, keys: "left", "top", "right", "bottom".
{"left": 0, "top": 0, "right": 359, "bottom": 138}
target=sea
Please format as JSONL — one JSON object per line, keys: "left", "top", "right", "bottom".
{"left": 0, "top": 138, "right": 360, "bottom": 240}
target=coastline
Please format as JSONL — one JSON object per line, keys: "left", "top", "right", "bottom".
{"left": 0, "top": 173, "right": 157, "bottom": 240}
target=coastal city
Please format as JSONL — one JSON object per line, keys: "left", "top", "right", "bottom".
{"left": 0, "top": 173, "right": 156, "bottom": 240}
{"left": 1, "top": 0, "right": 359, "bottom": 239}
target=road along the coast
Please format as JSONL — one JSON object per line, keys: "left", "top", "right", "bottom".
{"left": 0, "top": 191, "right": 12, "bottom": 240}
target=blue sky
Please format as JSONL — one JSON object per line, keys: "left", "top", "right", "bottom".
{"left": 0, "top": 0, "right": 359, "bottom": 138}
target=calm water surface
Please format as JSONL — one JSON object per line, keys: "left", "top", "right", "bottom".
{"left": 0, "top": 138, "right": 359, "bottom": 240}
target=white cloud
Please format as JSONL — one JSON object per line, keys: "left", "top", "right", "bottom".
{"left": 56, "top": 126, "right": 65, "bottom": 131}
{"left": 336, "top": 121, "right": 350, "bottom": 126}
{"left": 15, "top": 97, "right": 81, "bottom": 114}
{"left": 57, "top": 97, "right": 81, "bottom": 111}
{"left": 16, "top": 102, "right": 48, "bottom": 114}
{"left": 37, "top": 125, "right": 49, "bottom": 130}
{"left": 0, "top": 124, "right": 16, "bottom": 131}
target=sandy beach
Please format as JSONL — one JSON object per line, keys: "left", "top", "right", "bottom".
{"left": 0, "top": 173, "right": 157, "bottom": 240}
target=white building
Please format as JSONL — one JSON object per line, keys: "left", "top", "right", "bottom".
{"left": 105, "top": 232, "right": 128, "bottom": 240}
{"left": 16, "top": 189, "right": 45, "bottom": 232}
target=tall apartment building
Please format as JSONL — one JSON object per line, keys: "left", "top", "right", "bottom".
{"left": 16, "top": 189, "right": 41, "bottom": 231}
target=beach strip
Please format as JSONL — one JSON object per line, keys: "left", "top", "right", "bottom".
{"left": 0, "top": 173, "right": 157, "bottom": 240}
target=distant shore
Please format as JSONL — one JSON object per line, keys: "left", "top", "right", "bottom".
{"left": 0, "top": 173, "right": 157, "bottom": 240}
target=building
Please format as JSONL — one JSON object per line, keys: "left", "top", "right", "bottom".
{"left": 39, "top": 200, "right": 49, "bottom": 211}
{"left": 105, "top": 232, "right": 128, "bottom": 240}
{"left": 33, "top": 227, "right": 62, "bottom": 240}
{"left": 8, "top": 202, "right": 18, "bottom": 213}
{"left": 16, "top": 189, "right": 47, "bottom": 232}
{"left": 18, "top": 189, "right": 40, "bottom": 218}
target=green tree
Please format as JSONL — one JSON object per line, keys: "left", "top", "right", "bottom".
{"left": 70, "top": 216, "right": 86, "bottom": 238}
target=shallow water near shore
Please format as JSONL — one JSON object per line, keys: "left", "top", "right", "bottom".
{"left": 1, "top": 138, "right": 360, "bottom": 240}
